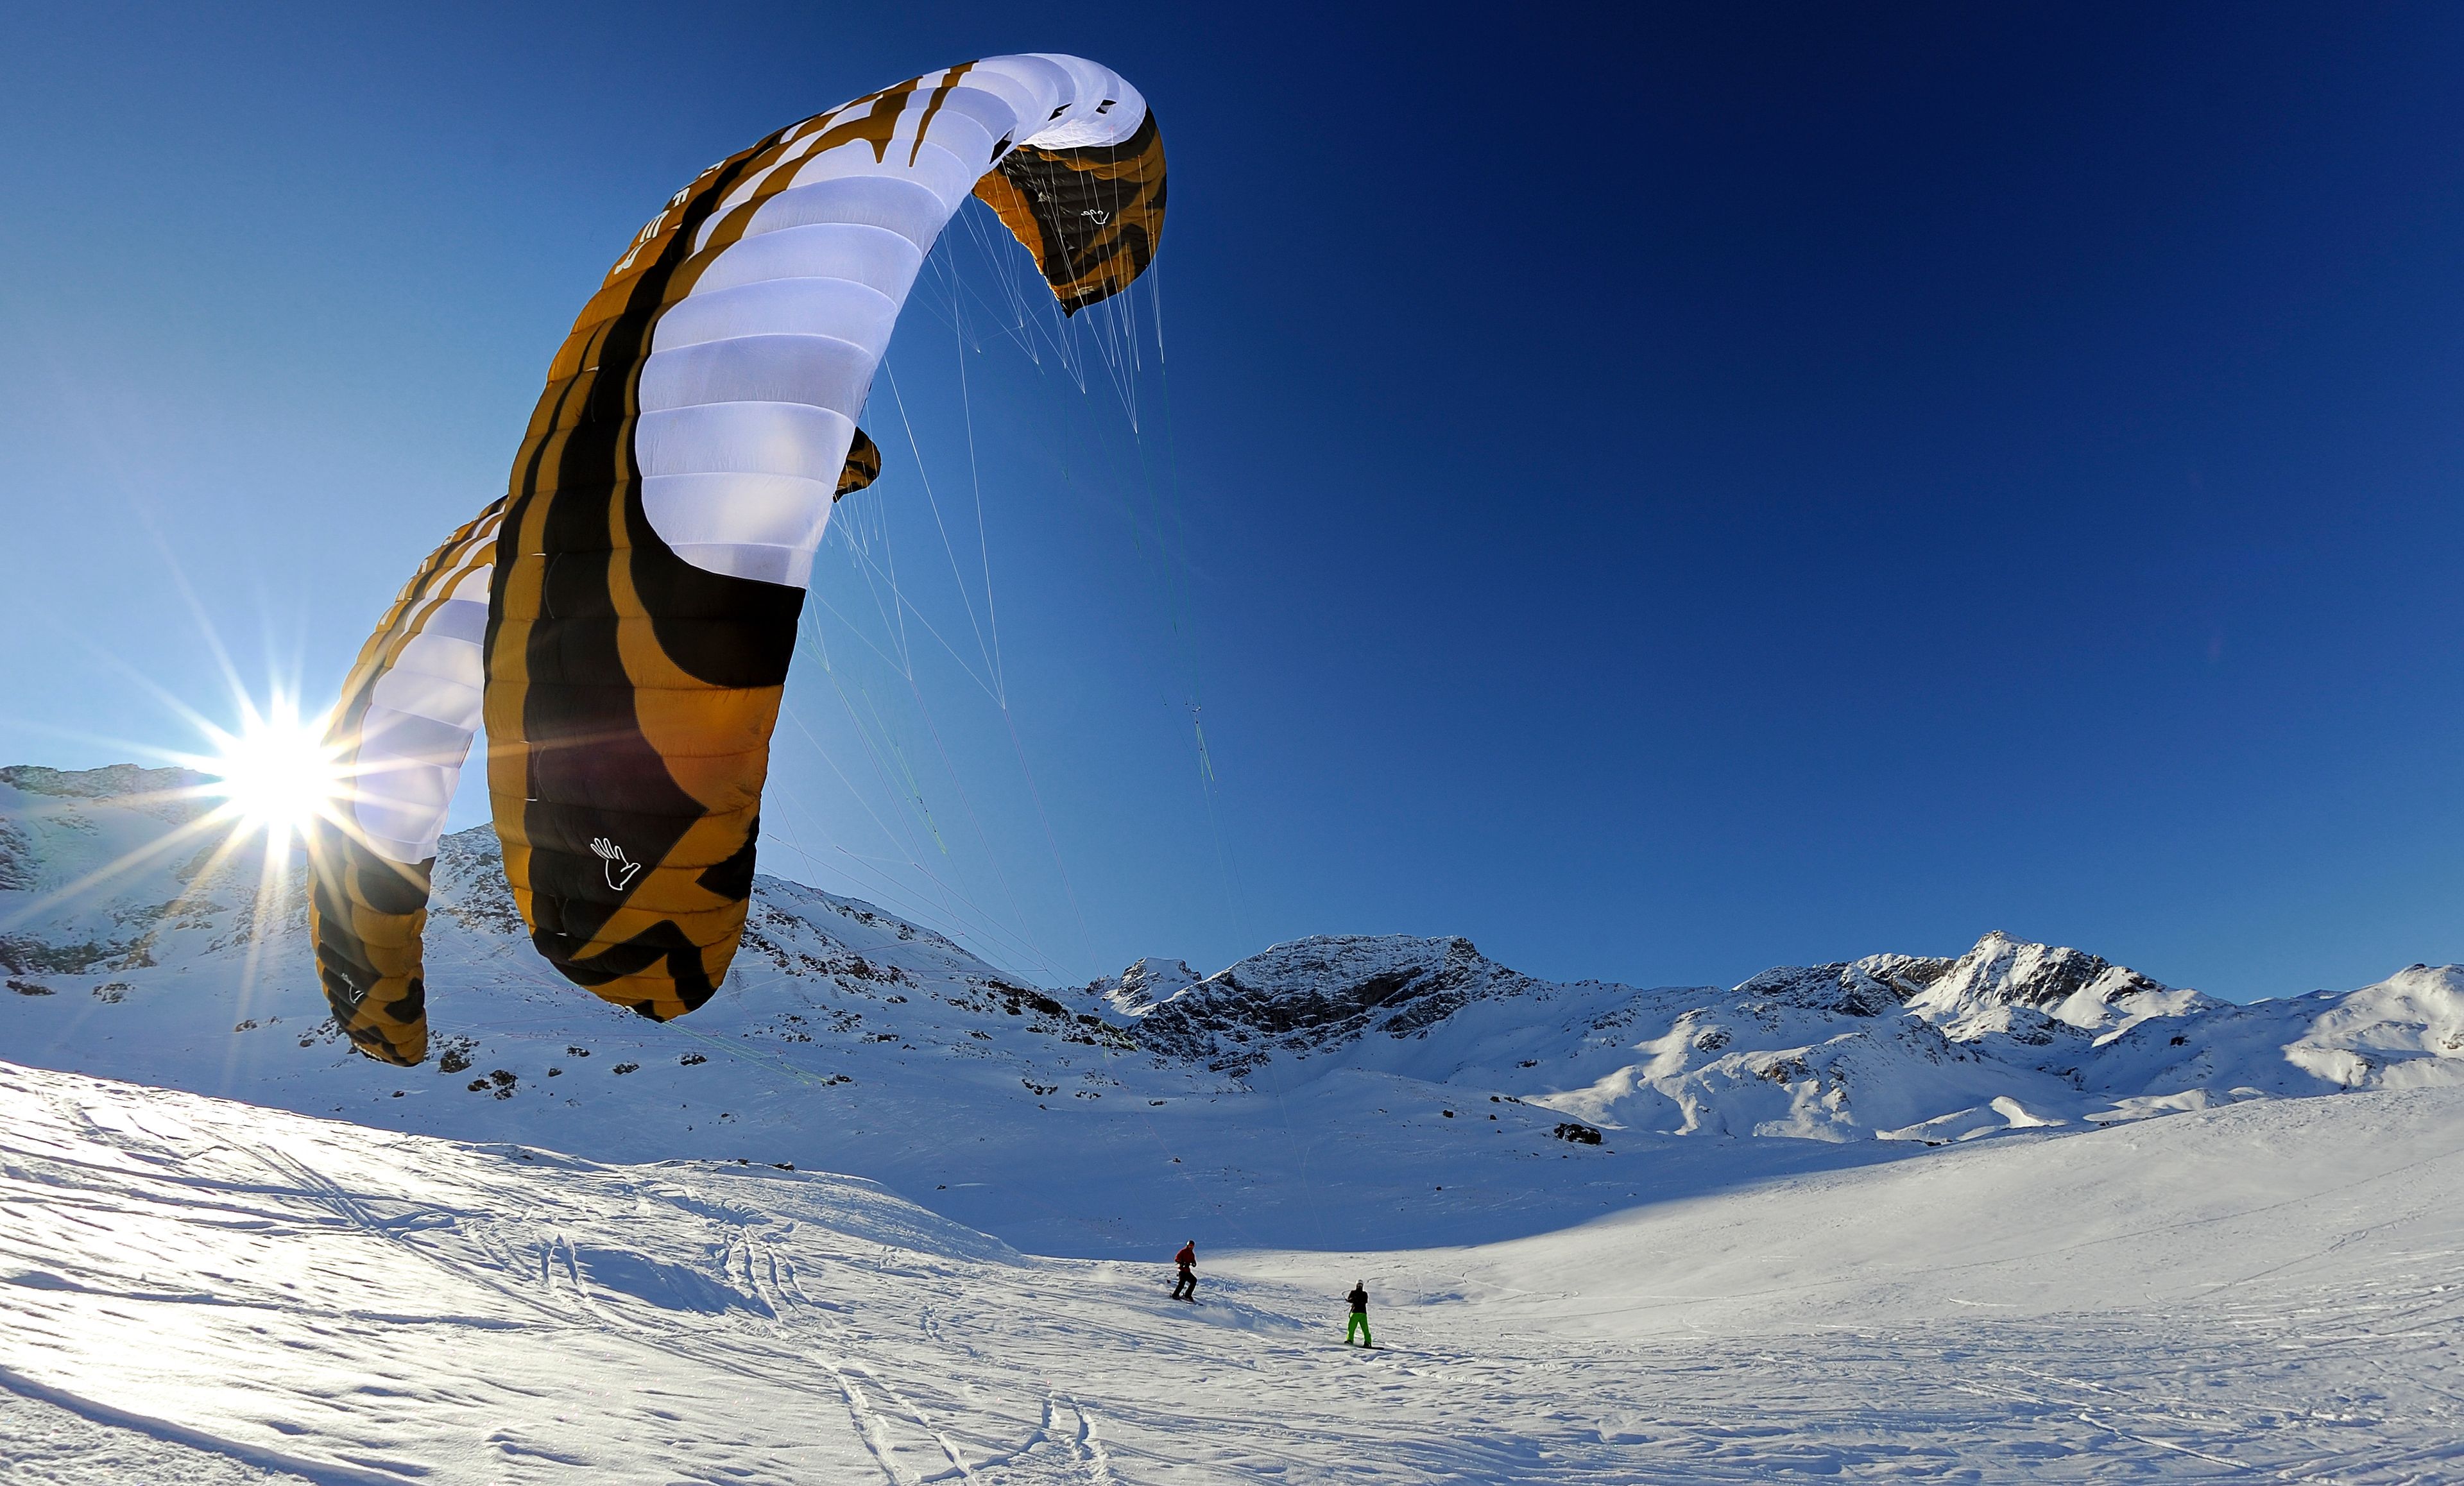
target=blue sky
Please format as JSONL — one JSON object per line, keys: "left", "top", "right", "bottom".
{"left": 4, "top": 3, "right": 2459, "bottom": 998}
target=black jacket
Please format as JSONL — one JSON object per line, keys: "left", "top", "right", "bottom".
{"left": 1346, "top": 1286, "right": 1367, "bottom": 1313}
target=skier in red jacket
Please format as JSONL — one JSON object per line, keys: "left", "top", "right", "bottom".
{"left": 1170, "top": 1241, "right": 1197, "bottom": 1301}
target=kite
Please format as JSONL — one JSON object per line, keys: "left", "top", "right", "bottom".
{"left": 308, "top": 55, "right": 1165, "bottom": 1064}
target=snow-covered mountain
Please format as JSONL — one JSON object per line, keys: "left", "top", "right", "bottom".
{"left": 5, "top": 760, "right": 2461, "bottom": 1255}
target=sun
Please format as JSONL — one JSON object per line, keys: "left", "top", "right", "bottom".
{"left": 198, "top": 694, "right": 346, "bottom": 848}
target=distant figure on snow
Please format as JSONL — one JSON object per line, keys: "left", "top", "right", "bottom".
{"left": 1345, "top": 1281, "right": 1373, "bottom": 1347}
{"left": 1170, "top": 1240, "right": 1197, "bottom": 1301}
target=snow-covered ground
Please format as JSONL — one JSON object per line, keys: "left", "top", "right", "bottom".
{"left": 8, "top": 762, "right": 2464, "bottom": 1479}
{"left": 5, "top": 1059, "right": 2461, "bottom": 1483}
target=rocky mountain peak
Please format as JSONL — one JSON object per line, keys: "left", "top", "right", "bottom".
{"left": 1904, "top": 930, "right": 2209, "bottom": 1040}
{"left": 1093, "top": 957, "right": 1202, "bottom": 1017}
{"left": 429, "top": 826, "right": 525, "bottom": 934}
{"left": 1125, "top": 934, "right": 1559, "bottom": 1076}
{"left": 1731, "top": 953, "right": 1955, "bottom": 1018}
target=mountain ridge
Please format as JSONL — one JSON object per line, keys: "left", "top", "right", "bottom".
{"left": 4, "top": 760, "right": 2460, "bottom": 1253}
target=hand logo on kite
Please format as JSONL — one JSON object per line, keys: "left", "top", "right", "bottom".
{"left": 590, "top": 838, "right": 643, "bottom": 892}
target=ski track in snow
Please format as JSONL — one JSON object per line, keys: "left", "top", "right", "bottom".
{"left": 8, "top": 765, "right": 2464, "bottom": 1479}
{"left": 4, "top": 1062, "right": 2462, "bottom": 1483}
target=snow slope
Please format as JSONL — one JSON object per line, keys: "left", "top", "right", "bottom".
{"left": 6, "top": 762, "right": 2463, "bottom": 1258}
{"left": 6, "top": 1058, "right": 2462, "bottom": 1483}
{"left": 8, "top": 764, "right": 2464, "bottom": 1480}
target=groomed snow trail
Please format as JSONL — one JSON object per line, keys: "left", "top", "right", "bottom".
{"left": 4, "top": 1061, "right": 2461, "bottom": 1483}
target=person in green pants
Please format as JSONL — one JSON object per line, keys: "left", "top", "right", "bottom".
{"left": 1344, "top": 1281, "right": 1373, "bottom": 1347}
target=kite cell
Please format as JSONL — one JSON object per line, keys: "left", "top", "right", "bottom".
{"left": 308, "top": 55, "right": 1165, "bottom": 1063}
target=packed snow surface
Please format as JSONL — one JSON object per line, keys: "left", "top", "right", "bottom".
{"left": 6, "top": 764, "right": 2464, "bottom": 1479}
{"left": 5, "top": 1060, "right": 2462, "bottom": 1483}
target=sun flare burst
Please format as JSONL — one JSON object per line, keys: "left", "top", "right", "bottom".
{"left": 196, "top": 694, "right": 347, "bottom": 849}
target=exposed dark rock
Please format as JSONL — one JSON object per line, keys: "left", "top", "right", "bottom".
{"left": 1128, "top": 935, "right": 1588, "bottom": 1077}
{"left": 1929, "top": 931, "right": 2164, "bottom": 1013}
{"left": 1732, "top": 955, "right": 1954, "bottom": 1017}
{"left": 0, "top": 817, "right": 34, "bottom": 892}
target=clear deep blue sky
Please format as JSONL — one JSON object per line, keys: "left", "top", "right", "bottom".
{"left": 4, "top": 3, "right": 2460, "bottom": 998}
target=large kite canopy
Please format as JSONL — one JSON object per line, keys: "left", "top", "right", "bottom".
{"left": 307, "top": 55, "right": 1166, "bottom": 1065}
